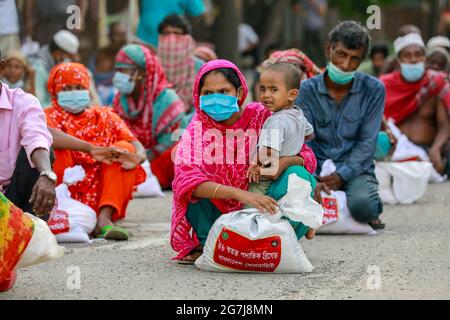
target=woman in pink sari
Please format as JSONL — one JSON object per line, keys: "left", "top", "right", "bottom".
{"left": 171, "top": 60, "right": 318, "bottom": 263}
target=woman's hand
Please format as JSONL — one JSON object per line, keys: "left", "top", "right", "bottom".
{"left": 89, "top": 145, "right": 122, "bottom": 165}
{"left": 115, "top": 151, "right": 146, "bottom": 170}
{"left": 236, "top": 191, "right": 279, "bottom": 214}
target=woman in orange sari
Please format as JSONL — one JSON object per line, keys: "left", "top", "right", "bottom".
{"left": 45, "top": 63, "right": 146, "bottom": 240}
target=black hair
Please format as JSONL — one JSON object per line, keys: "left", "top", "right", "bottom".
{"left": 370, "top": 44, "right": 389, "bottom": 59}
{"left": 263, "top": 62, "right": 301, "bottom": 91}
{"left": 158, "top": 14, "right": 192, "bottom": 35}
{"left": 328, "top": 20, "right": 371, "bottom": 58}
{"left": 49, "top": 37, "right": 62, "bottom": 53}
{"left": 199, "top": 68, "right": 242, "bottom": 93}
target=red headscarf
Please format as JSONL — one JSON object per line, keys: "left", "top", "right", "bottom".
{"left": 47, "top": 62, "right": 90, "bottom": 101}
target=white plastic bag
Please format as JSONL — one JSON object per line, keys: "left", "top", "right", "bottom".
{"left": 195, "top": 174, "right": 323, "bottom": 273}
{"left": 317, "top": 191, "right": 377, "bottom": 235}
{"left": 17, "top": 213, "right": 64, "bottom": 269}
{"left": 316, "top": 160, "right": 376, "bottom": 235}
{"left": 387, "top": 120, "right": 447, "bottom": 183}
{"left": 375, "top": 161, "right": 432, "bottom": 205}
{"left": 47, "top": 166, "right": 97, "bottom": 243}
{"left": 133, "top": 160, "right": 165, "bottom": 198}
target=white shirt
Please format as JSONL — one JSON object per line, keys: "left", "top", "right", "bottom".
{"left": 238, "top": 24, "right": 259, "bottom": 53}
{"left": 0, "top": 0, "right": 19, "bottom": 35}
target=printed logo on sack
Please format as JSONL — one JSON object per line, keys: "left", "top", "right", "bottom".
{"left": 214, "top": 228, "right": 282, "bottom": 272}
{"left": 321, "top": 197, "right": 339, "bottom": 226}
{"left": 47, "top": 209, "right": 70, "bottom": 234}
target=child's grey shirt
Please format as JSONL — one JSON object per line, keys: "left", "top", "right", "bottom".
{"left": 258, "top": 105, "right": 314, "bottom": 156}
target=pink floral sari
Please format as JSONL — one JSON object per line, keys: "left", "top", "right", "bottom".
{"left": 170, "top": 60, "right": 317, "bottom": 260}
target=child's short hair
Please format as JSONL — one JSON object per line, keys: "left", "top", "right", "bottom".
{"left": 263, "top": 62, "right": 301, "bottom": 91}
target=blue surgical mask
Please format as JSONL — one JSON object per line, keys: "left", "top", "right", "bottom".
{"left": 57, "top": 90, "right": 91, "bottom": 114}
{"left": 400, "top": 62, "right": 425, "bottom": 82}
{"left": 200, "top": 93, "right": 240, "bottom": 122}
{"left": 327, "top": 62, "right": 356, "bottom": 85}
{"left": 113, "top": 71, "right": 136, "bottom": 95}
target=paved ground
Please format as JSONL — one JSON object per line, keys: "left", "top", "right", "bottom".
{"left": 2, "top": 182, "right": 449, "bottom": 300}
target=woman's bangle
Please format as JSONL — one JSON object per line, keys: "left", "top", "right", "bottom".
{"left": 212, "top": 184, "right": 221, "bottom": 199}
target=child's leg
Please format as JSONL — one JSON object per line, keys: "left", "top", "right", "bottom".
{"left": 266, "top": 166, "right": 317, "bottom": 240}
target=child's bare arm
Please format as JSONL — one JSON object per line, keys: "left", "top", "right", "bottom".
{"left": 247, "top": 163, "right": 261, "bottom": 184}
{"left": 305, "top": 133, "right": 315, "bottom": 141}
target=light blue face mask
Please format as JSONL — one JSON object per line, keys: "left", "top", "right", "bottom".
{"left": 327, "top": 62, "right": 356, "bottom": 85}
{"left": 113, "top": 71, "right": 136, "bottom": 95}
{"left": 400, "top": 62, "right": 425, "bottom": 82}
{"left": 57, "top": 90, "right": 91, "bottom": 114}
{"left": 200, "top": 93, "right": 240, "bottom": 122}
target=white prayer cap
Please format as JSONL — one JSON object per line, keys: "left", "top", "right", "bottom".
{"left": 394, "top": 33, "right": 425, "bottom": 55}
{"left": 427, "top": 36, "right": 450, "bottom": 50}
{"left": 53, "top": 30, "right": 80, "bottom": 54}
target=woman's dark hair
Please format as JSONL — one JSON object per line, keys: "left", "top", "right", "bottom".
{"left": 158, "top": 14, "right": 192, "bottom": 35}
{"left": 199, "top": 68, "right": 243, "bottom": 93}
{"left": 328, "top": 20, "right": 371, "bottom": 58}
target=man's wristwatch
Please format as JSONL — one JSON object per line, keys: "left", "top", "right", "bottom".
{"left": 40, "top": 170, "right": 57, "bottom": 183}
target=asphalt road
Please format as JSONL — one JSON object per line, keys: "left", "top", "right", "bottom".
{"left": 2, "top": 182, "right": 449, "bottom": 300}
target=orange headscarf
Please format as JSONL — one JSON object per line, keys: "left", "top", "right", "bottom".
{"left": 47, "top": 63, "right": 91, "bottom": 99}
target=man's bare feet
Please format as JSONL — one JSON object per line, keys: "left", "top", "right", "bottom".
{"left": 305, "top": 228, "right": 316, "bottom": 240}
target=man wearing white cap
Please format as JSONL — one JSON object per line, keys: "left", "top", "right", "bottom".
{"left": 380, "top": 33, "right": 450, "bottom": 177}
{"left": 32, "top": 30, "right": 81, "bottom": 108}
{"left": 427, "top": 36, "right": 450, "bottom": 53}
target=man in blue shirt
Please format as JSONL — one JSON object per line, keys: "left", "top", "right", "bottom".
{"left": 297, "top": 21, "right": 386, "bottom": 229}
{"left": 137, "top": 0, "right": 206, "bottom": 48}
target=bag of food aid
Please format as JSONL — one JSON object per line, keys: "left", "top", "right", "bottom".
{"left": 375, "top": 161, "right": 432, "bottom": 205}
{"left": 316, "top": 160, "right": 376, "bottom": 235}
{"left": 133, "top": 160, "right": 165, "bottom": 198}
{"left": 17, "top": 213, "right": 64, "bottom": 268}
{"left": 47, "top": 166, "right": 97, "bottom": 243}
{"left": 195, "top": 174, "right": 324, "bottom": 273}
{"left": 387, "top": 120, "right": 447, "bottom": 184}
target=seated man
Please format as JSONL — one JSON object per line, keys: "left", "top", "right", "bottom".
{"left": 380, "top": 33, "right": 450, "bottom": 176}
{"left": 297, "top": 21, "right": 386, "bottom": 229}
{"left": 45, "top": 62, "right": 147, "bottom": 241}
{"left": 0, "top": 51, "right": 56, "bottom": 219}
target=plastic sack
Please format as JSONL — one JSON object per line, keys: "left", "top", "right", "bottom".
{"left": 47, "top": 166, "right": 97, "bottom": 243}
{"left": 387, "top": 120, "right": 447, "bottom": 183}
{"left": 317, "top": 191, "right": 377, "bottom": 235}
{"left": 375, "top": 161, "right": 432, "bottom": 205}
{"left": 195, "top": 174, "right": 323, "bottom": 273}
{"left": 316, "top": 160, "right": 376, "bottom": 235}
{"left": 133, "top": 160, "right": 165, "bottom": 198}
{"left": 17, "top": 213, "right": 64, "bottom": 269}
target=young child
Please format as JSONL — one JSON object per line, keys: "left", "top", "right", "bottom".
{"left": 248, "top": 62, "right": 314, "bottom": 193}
{"left": 0, "top": 51, "right": 35, "bottom": 95}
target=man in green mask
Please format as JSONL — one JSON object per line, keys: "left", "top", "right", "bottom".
{"left": 296, "top": 21, "right": 387, "bottom": 229}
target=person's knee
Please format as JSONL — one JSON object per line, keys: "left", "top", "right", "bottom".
{"left": 347, "top": 193, "right": 382, "bottom": 223}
